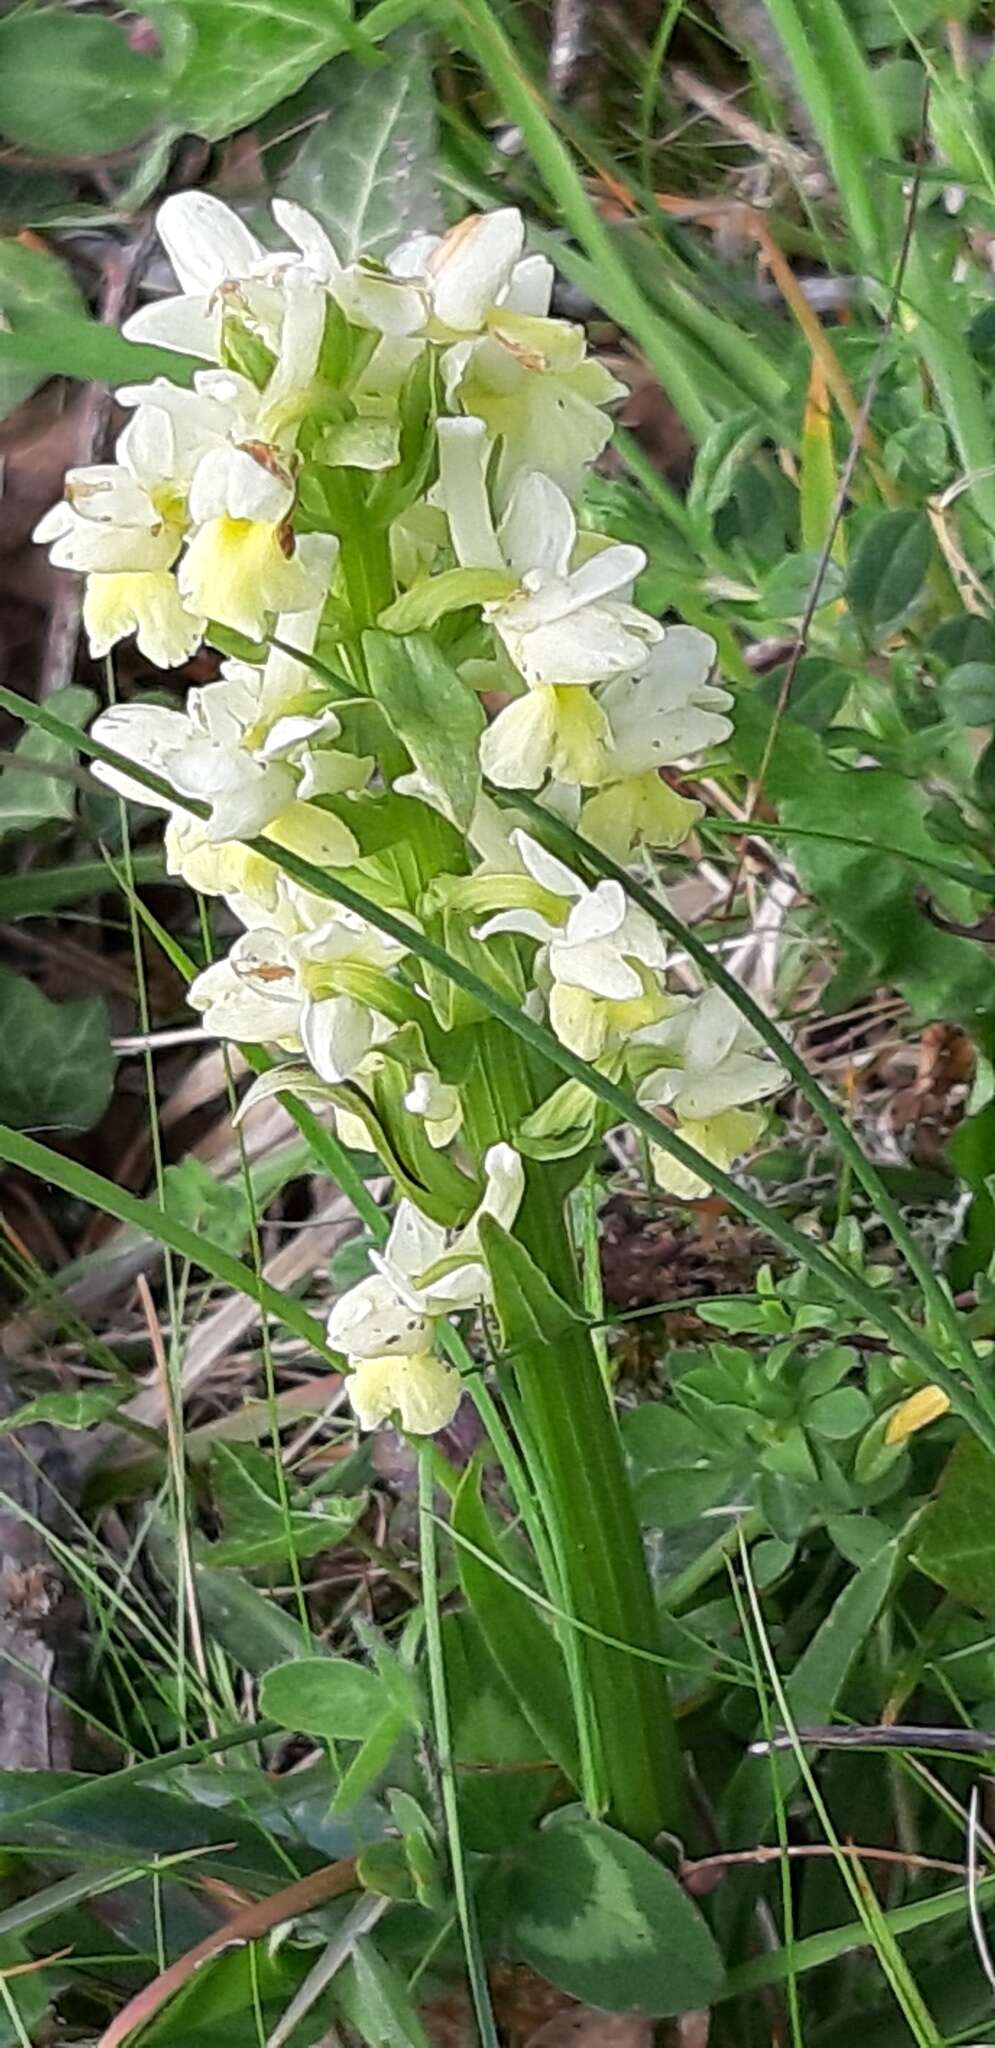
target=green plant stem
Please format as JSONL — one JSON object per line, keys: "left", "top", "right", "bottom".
{"left": 509, "top": 1171, "right": 684, "bottom": 1841}
{"left": 465, "top": 1033, "right": 682, "bottom": 1840}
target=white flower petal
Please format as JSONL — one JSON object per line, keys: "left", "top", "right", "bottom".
{"left": 83, "top": 572, "right": 203, "bottom": 671}
{"left": 66, "top": 462, "right": 156, "bottom": 529}
{"left": 188, "top": 444, "right": 293, "bottom": 526}
{"left": 155, "top": 192, "right": 265, "bottom": 296}
{"left": 498, "top": 472, "right": 575, "bottom": 583}
{"left": 259, "top": 270, "right": 327, "bottom": 426}
{"left": 384, "top": 1200, "right": 447, "bottom": 1283}
{"left": 301, "top": 993, "right": 376, "bottom": 1083}
{"left": 387, "top": 230, "right": 441, "bottom": 281}
{"left": 475, "top": 906, "right": 559, "bottom": 945}
{"left": 123, "top": 294, "right": 217, "bottom": 359}
{"left": 271, "top": 197, "right": 341, "bottom": 279}
{"left": 428, "top": 208, "right": 524, "bottom": 331}
{"left": 558, "top": 544, "right": 647, "bottom": 614}
{"left": 346, "top": 1351, "right": 462, "bottom": 1434}
{"left": 503, "top": 253, "right": 554, "bottom": 316}
{"left": 328, "top": 1270, "right": 431, "bottom": 1360}
{"left": 436, "top": 417, "right": 503, "bottom": 569}
{"left": 511, "top": 828, "right": 583, "bottom": 901}
{"left": 563, "top": 879, "right": 627, "bottom": 948}
{"left": 90, "top": 699, "right": 189, "bottom": 806}
{"left": 188, "top": 954, "right": 299, "bottom": 1044}
{"left": 685, "top": 988, "right": 743, "bottom": 1073}
{"left": 678, "top": 1053, "right": 785, "bottom": 1121}
{"left": 549, "top": 932, "right": 642, "bottom": 1000}
{"left": 479, "top": 690, "right": 557, "bottom": 790}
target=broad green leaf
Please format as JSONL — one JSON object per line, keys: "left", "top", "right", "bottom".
{"left": 0, "top": 13, "right": 166, "bottom": 156}
{"left": 193, "top": 1560, "right": 315, "bottom": 1675}
{"left": 207, "top": 1444, "right": 363, "bottom": 1567}
{"left": 806, "top": 1386, "right": 872, "bottom": 1438}
{"left": 884, "top": 414, "right": 951, "bottom": 487}
{"left": 941, "top": 661, "right": 995, "bottom": 724}
{"left": 441, "top": 1611, "right": 551, "bottom": 1851}
{"left": 505, "top": 1817, "right": 723, "bottom": 2015}
{"left": 163, "top": 1156, "right": 254, "bottom": 1258}
{"left": 848, "top": 508, "right": 933, "bottom": 634}
{"left": 733, "top": 695, "right": 995, "bottom": 1025}
{"left": 477, "top": 1216, "right": 580, "bottom": 1353}
{"left": 355, "top": 1838, "right": 416, "bottom": 1900}
{"left": 517, "top": 1073, "right": 605, "bottom": 1160}
{"left": 843, "top": 0, "right": 946, "bottom": 48}
{"left": 0, "top": 971, "right": 113, "bottom": 1133}
{"left": 756, "top": 655, "right": 850, "bottom": 732}
{"left": 260, "top": 1654, "right": 388, "bottom": 1739}
{"left": 948, "top": 1100, "right": 995, "bottom": 1289}
{"left": 0, "top": 851, "right": 161, "bottom": 917}
{"left": 913, "top": 1436, "right": 995, "bottom": 1613}
{"left": 0, "top": 1938, "right": 56, "bottom": 2046}
{"left": 278, "top": 31, "right": 439, "bottom": 262}
{"left": 331, "top": 1707, "right": 407, "bottom": 1815}
{"left": 452, "top": 1464, "right": 581, "bottom": 1789}
{"left": 337, "top": 1939, "right": 433, "bottom": 2048}
{"left": 930, "top": 614, "right": 995, "bottom": 669}
{"left": 0, "top": 684, "right": 95, "bottom": 836}
{"left": 364, "top": 628, "right": 484, "bottom": 830}
{"left": 0, "top": 314, "right": 199, "bottom": 394}
{"left": 0, "top": 1389, "right": 122, "bottom": 1434}
{"left": 0, "top": 1767, "right": 289, "bottom": 1884}
{"left": 759, "top": 550, "right": 845, "bottom": 620}
{"left": 687, "top": 410, "right": 764, "bottom": 527}
{"left": 149, "top": 0, "right": 362, "bottom": 142}
{"left": 138, "top": 1944, "right": 316, "bottom": 2048}
{"left": 0, "top": 239, "right": 84, "bottom": 418}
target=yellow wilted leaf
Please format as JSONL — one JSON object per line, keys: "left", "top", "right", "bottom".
{"left": 884, "top": 1385, "right": 951, "bottom": 1445}
{"left": 800, "top": 355, "right": 844, "bottom": 561}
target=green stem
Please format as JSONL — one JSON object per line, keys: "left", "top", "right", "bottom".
{"left": 511, "top": 1172, "right": 684, "bottom": 1841}
{"left": 465, "top": 1033, "right": 683, "bottom": 1841}
{"left": 314, "top": 469, "right": 394, "bottom": 630}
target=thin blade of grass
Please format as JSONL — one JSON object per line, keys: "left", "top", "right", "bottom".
{"left": 0, "top": 1125, "right": 336, "bottom": 1366}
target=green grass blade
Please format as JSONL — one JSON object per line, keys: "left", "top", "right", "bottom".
{"left": 0, "top": 1124, "right": 336, "bottom": 1366}
{"left": 0, "top": 854, "right": 163, "bottom": 918}
{"left": 758, "top": 0, "right": 900, "bottom": 276}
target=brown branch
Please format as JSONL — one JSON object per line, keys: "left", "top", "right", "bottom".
{"left": 97, "top": 1858, "right": 359, "bottom": 2048}
{"left": 682, "top": 1841, "right": 967, "bottom": 1895}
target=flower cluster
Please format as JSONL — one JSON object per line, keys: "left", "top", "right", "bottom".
{"left": 37, "top": 193, "right": 787, "bottom": 1433}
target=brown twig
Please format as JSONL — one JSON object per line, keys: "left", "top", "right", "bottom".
{"left": 683, "top": 1841, "right": 968, "bottom": 1890}
{"left": 96, "top": 1858, "right": 359, "bottom": 2048}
